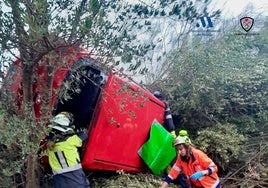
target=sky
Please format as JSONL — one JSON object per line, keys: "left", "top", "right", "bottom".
{"left": 209, "top": 0, "right": 268, "bottom": 18}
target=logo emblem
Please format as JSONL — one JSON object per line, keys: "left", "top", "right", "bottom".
{"left": 196, "top": 17, "right": 214, "bottom": 28}
{"left": 240, "top": 17, "right": 254, "bottom": 32}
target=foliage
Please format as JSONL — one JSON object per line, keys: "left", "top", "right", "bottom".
{"left": 193, "top": 123, "right": 245, "bottom": 172}
{"left": 90, "top": 171, "right": 178, "bottom": 188}
{"left": 0, "top": 1, "right": 220, "bottom": 186}
{"left": 0, "top": 111, "right": 48, "bottom": 187}
{"left": 0, "top": 1, "right": 197, "bottom": 185}
{"left": 222, "top": 133, "right": 268, "bottom": 187}
{"left": 140, "top": 14, "right": 268, "bottom": 186}
{"left": 0, "top": 0, "right": 217, "bottom": 77}
{"left": 158, "top": 18, "right": 268, "bottom": 134}
{"left": 146, "top": 17, "right": 268, "bottom": 187}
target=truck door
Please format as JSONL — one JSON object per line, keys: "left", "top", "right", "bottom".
{"left": 82, "top": 73, "right": 165, "bottom": 172}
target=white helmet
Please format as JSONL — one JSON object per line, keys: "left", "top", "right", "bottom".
{"left": 174, "top": 135, "right": 191, "bottom": 146}
{"left": 48, "top": 113, "right": 73, "bottom": 132}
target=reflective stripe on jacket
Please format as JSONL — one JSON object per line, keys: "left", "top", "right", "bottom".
{"left": 168, "top": 148, "right": 220, "bottom": 188}
{"left": 48, "top": 135, "right": 83, "bottom": 175}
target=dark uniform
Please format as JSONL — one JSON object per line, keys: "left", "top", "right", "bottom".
{"left": 153, "top": 91, "right": 176, "bottom": 135}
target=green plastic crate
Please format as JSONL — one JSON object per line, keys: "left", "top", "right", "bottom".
{"left": 138, "top": 121, "right": 176, "bottom": 175}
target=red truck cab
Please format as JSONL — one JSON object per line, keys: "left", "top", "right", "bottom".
{"left": 3, "top": 47, "right": 166, "bottom": 173}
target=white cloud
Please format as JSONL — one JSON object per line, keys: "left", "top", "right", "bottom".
{"left": 210, "top": 0, "right": 268, "bottom": 18}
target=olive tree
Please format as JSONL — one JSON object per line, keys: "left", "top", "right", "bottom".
{"left": 0, "top": 0, "right": 216, "bottom": 187}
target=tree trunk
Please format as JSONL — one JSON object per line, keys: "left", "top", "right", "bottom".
{"left": 25, "top": 154, "right": 40, "bottom": 188}
{"left": 22, "top": 64, "right": 41, "bottom": 188}
{"left": 22, "top": 64, "right": 34, "bottom": 108}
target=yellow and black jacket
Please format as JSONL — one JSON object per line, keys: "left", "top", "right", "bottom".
{"left": 47, "top": 134, "right": 84, "bottom": 175}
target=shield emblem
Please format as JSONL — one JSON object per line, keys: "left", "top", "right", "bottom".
{"left": 240, "top": 17, "right": 254, "bottom": 32}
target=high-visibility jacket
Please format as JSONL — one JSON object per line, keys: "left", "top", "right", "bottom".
{"left": 167, "top": 148, "right": 220, "bottom": 188}
{"left": 47, "top": 135, "right": 83, "bottom": 175}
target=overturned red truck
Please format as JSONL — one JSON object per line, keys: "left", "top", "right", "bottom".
{"left": 3, "top": 46, "right": 166, "bottom": 173}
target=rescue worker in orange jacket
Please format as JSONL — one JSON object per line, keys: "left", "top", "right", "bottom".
{"left": 161, "top": 135, "right": 221, "bottom": 188}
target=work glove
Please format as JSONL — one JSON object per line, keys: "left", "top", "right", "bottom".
{"left": 165, "top": 165, "right": 172, "bottom": 174}
{"left": 170, "top": 131, "right": 176, "bottom": 138}
{"left": 190, "top": 171, "right": 205, "bottom": 180}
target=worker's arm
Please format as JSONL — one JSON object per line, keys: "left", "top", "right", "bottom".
{"left": 163, "top": 102, "right": 175, "bottom": 132}
{"left": 190, "top": 149, "right": 218, "bottom": 180}
{"left": 77, "top": 132, "right": 88, "bottom": 142}
{"left": 161, "top": 160, "right": 181, "bottom": 187}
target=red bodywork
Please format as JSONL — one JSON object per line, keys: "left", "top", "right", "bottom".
{"left": 82, "top": 73, "right": 165, "bottom": 172}
{"left": 3, "top": 47, "right": 165, "bottom": 173}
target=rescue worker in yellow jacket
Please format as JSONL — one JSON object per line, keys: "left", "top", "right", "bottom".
{"left": 161, "top": 135, "right": 221, "bottom": 188}
{"left": 46, "top": 112, "right": 90, "bottom": 188}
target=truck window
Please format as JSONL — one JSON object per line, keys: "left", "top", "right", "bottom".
{"left": 53, "top": 58, "right": 107, "bottom": 130}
